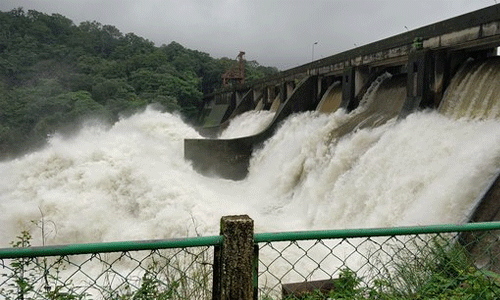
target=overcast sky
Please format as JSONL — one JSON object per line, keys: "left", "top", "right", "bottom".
{"left": 0, "top": 0, "right": 497, "bottom": 69}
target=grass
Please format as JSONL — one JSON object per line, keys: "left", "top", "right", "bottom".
{"left": 280, "top": 235, "right": 500, "bottom": 299}
{"left": 0, "top": 231, "right": 212, "bottom": 299}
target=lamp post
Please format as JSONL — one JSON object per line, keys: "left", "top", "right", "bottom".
{"left": 312, "top": 41, "right": 318, "bottom": 62}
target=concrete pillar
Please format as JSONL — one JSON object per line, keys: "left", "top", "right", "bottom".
{"left": 267, "top": 86, "right": 276, "bottom": 108}
{"left": 286, "top": 81, "right": 295, "bottom": 99}
{"left": 341, "top": 67, "right": 356, "bottom": 109}
{"left": 317, "top": 76, "right": 323, "bottom": 100}
{"left": 279, "top": 82, "right": 286, "bottom": 105}
{"left": 400, "top": 50, "right": 432, "bottom": 117}
{"left": 235, "top": 91, "right": 243, "bottom": 107}
{"left": 433, "top": 51, "right": 448, "bottom": 108}
{"left": 213, "top": 215, "right": 256, "bottom": 300}
{"left": 354, "top": 67, "right": 370, "bottom": 98}
{"left": 253, "top": 88, "right": 263, "bottom": 106}
{"left": 254, "top": 88, "right": 261, "bottom": 103}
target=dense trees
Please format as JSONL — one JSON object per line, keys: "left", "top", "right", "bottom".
{"left": 0, "top": 8, "right": 278, "bottom": 158}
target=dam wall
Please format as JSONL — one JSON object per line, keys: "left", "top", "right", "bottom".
{"left": 199, "top": 4, "right": 500, "bottom": 127}
{"left": 185, "top": 4, "right": 500, "bottom": 181}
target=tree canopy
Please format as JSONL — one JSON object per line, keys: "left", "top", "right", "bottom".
{"left": 0, "top": 8, "right": 278, "bottom": 158}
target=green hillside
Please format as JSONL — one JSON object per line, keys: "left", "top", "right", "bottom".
{"left": 0, "top": 7, "right": 278, "bottom": 158}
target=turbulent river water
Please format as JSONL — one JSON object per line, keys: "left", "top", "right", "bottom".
{"left": 1, "top": 59, "right": 500, "bottom": 249}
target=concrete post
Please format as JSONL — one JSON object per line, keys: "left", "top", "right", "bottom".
{"left": 341, "top": 67, "right": 356, "bottom": 109}
{"left": 280, "top": 82, "right": 287, "bottom": 104}
{"left": 432, "top": 51, "right": 447, "bottom": 107}
{"left": 235, "top": 91, "right": 243, "bottom": 107}
{"left": 213, "top": 215, "right": 255, "bottom": 300}
{"left": 317, "top": 76, "right": 322, "bottom": 100}
{"left": 220, "top": 92, "right": 237, "bottom": 124}
{"left": 286, "top": 81, "right": 295, "bottom": 99}
{"left": 267, "top": 86, "right": 276, "bottom": 108}
{"left": 253, "top": 88, "right": 263, "bottom": 106}
{"left": 400, "top": 50, "right": 432, "bottom": 118}
{"left": 354, "top": 67, "right": 370, "bottom": 98}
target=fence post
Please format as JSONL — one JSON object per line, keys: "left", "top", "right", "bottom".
{"left": 213, "top": 215, "right": 255, "bottom": 300}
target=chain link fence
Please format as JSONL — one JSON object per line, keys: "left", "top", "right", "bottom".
{"left": 1, "top": 221, "right": 500, "bottom": 299}
{"left": 0, "top": 233, "right": 219, "bottom": 299}
{"left": 256, "top": 224, "right": 500, "bottom": 299}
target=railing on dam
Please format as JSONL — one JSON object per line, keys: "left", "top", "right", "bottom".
{"left": 0, "top": 217, "right": 499, "bottom": 299}
{"left": 208, "top": 3, "right": 500, "bottom": 96}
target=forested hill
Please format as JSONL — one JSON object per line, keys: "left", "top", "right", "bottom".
{"left": 0, "top": 8, "right": 278, "bottom": 159}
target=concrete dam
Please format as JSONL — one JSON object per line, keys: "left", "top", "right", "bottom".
{"left": 185, "top": 4, "right": 500, "bottom": 223}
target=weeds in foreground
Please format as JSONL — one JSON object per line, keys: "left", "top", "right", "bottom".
{"left": 0, "top": 231, "right": 212, "bottom": 300}
{"left": 2, "top": 229, "right": 500, "bottom": 299}
{"left": 281, "top": 237, "right": 500, "bottom": 300}
{"left": 364, "top": 237, "right": 500, "bottom": 299}
{"left": 0, "top": 231, "right": 86, "bottom": 299}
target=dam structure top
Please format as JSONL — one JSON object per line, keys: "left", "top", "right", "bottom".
{"left": 186, "top": 4, "right": 500, "bottom": 180}
{"left": 247, "top": 3, "right": 500, "bottom": 88}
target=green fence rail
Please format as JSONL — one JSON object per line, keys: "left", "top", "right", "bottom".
{"left": 0, "top": 220, "right": 499, "bottom": 299}
{"left": 0, "top": 233, "right": 220, "bottom": 299}
{"left": 256, "top": 222, "right": 500, "bottom": 299}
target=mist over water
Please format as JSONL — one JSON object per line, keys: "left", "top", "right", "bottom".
{"left": 2, "top": 68, "right": 500, "bottom": 248}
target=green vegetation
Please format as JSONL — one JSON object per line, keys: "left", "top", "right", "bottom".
{"left": 2, "top": 228, "right": 500, "bottom": 299}
{"left": 1, "top": 230, "right": 212, "bottom": 299}
{"left": 282, "top": 240, "right": 500, "bottom": 300}
{"left": 6, "top": 220, "right": 500, "bottom": 299}
{"left": 0, "top": 7, "right": 278, "bottom": 159}
{"left": 1, "top": 231, "right": 87, "bottom": 299}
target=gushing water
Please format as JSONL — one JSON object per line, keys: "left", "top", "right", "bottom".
{"left": 219, "top": 110, "right": 275, "bottom": 139}
{"left": 439, "top": 57, "right": 500, "bottom": 119}
{"left": 1, "top": 61, "right": 500, "bottom": 249}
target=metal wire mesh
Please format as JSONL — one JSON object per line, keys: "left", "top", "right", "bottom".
{"left": 257, "top": 229, "right": 500, "bottom": 299}
{"left": 1, "top": 223, "right": 500, "bottom": 299}
{"left": 0, "top": 246, "right": 213, "bottom": 299}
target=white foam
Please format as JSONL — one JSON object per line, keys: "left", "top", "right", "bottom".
{"left": 1, "top": 100, "right": 500, "bottom": 248}
{"left": 218, "top": 110, "right": 275, "bottom": 139}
